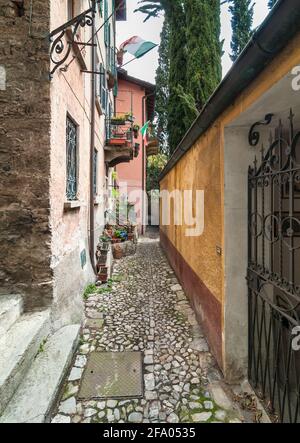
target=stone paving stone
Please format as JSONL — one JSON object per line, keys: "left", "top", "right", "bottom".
{"left": 51, "top": 414, "right": 71, "bottom": 423}
{"left": 52, "top": 234, "right": 243, "bottom": 424}
{"left": 59, "top": 397, "right": 76, "bottom": 415}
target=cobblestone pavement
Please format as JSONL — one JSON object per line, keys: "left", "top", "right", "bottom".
{"left": 52, "top": 234, "right": 244, "bottom": 424}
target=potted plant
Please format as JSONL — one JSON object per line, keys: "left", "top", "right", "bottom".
{"left": 112, "top": 228, "right": 128, "bottom": 243}
{"left": 97, "top": 253, "right": 107, "bottom": 266}
{"left": 99, "top": 237, "right": 110, "bottom": 255}
{"left": 111, "top": 114, "right": 126, "bottom": 125}
{"left": 133, "top": 124, "right": 140, "bottom": 139}
{"left": 125, "top": 112, "right": 134, "bottom": 123}
{"left": 126, "top": 129, "right": 132, "bottom": 141}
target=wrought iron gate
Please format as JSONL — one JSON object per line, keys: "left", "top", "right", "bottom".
{"left": 247, "top": 110, "right": 300, "bottom": 423}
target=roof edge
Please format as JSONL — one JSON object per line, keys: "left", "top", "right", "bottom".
{"left": 159, "top": 0, "right": 300, "bottom": 181}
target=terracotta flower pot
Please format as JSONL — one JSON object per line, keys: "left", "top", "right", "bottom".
{"left": 112, "top": 238, "right": 121, "bottom": 244}
{"left": 97, "top": 274, "right": 108, "bottom": 283}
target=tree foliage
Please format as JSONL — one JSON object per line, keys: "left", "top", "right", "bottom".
{"left": 155, "top": 18, "right": 170, "bottom": 154}
{"left": 136, "top": 0, "right": 222, "bottom": 155}
{"left": 185, "top": 0, "right": 222, "bottom": 111}
{"left": 229, "top": 0, "right": 254, "bottom": 62}
{"left": 146, "top": 153, "right": 168, "bottom": 191}
{"left": 166, "top": 0, "right": 190, "bottom": 154}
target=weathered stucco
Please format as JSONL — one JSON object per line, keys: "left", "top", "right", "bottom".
{"left": 0, "top": 0, "right": 115, "bottom": 328}
{"left": 160, "top": 30, "right": 300, "bottom": 377}
{"left": 49, "top": 0, "right": 114, "bottom": 329}
{"left": 0, "top": 1, "right": 52, "bottom": 310}
{"left": 116, "top": 79, "right": 148, "bottom": 231}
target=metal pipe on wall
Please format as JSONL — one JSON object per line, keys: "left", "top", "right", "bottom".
{"left": 89, "top": 0, "right": 97, "bottom": 274}
{"left": 141, "top": 91, "right": 156, "bottom": 235}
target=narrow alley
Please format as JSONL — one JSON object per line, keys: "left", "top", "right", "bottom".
{"left": 52, "top": 232, "right": 243, "bottom": 424}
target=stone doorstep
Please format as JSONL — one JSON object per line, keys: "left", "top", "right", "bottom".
{"left": 0, "top": 294, "right": 23, "bottom": 337}
{"left": 0, "top": 309, "right": 50, "bottom": 416}
{"left": 0, "top": 324, "right": 80, "bottom": 423}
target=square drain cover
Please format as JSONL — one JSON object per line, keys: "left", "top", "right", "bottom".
{"left": 78, "top": 352, "right": 143, "bottom": 400}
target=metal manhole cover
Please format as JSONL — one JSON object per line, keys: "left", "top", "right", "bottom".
{"left": 78, "top": 352, "right": 143, "bottom": 400}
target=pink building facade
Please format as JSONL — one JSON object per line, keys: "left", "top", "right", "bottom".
{"left": 116, "top": 70, "right": 155, "bottom": 232}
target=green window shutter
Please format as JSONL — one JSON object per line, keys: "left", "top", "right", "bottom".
{"left": 96, "top": 63, "right": 100, "bottom": 97}
{"left": 104, "top": 0, "right": 108, "bottom": 46}
{"left": 97, "top": 0, "right": 103, "bottom": 16}
{"left": 100, "top": 63, "right": 106, "bottom": 110}
{"left": 113, "top": 79, "right": 118, "bottom": 97}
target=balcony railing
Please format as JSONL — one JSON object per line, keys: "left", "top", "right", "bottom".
{"left": 146, "top": 128, "right": 159, "bottom": 157}
{"left": 106, "top": 112, "right": 134, "bottom": 148}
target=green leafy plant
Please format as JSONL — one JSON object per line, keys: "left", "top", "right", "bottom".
{"left": 100, "top": 235, "right": 111, "bottom": 243}
{"left": 125, "top": 112, "right": 134, "bottom": 122}
{"left": 83, "top": 284, "right": 100, "bottom": 300}
{"left": 111, "top": 188, "right": 119, "bottom": 199}
{"left": 36, "top": 338, "right": 47, "bottom": 357}
{"left": 111, "top": 170, "right": 118, "bottom": 181}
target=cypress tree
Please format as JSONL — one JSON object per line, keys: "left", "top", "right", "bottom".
{"left": 155, "top": 18, "right": 170, "bottom": 154}
{"left": 268, "top": 0, "right": 276, "bottom": 8}
{"left": 136, "top": 0, "right": 223, "bottom": 154}
{"left": 166, "top": 0, "right": 190, "bottom": 153}
{"left": 137, "top": 0, "right": 190, "bottom": 154}
{"left": 185, "top": 0, "right": 222, "bottom": 111}
{"left": 229, "top": 0, "right": 254, "bottom": 62}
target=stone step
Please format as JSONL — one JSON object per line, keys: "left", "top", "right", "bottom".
{"left": 0, "top": 295, "right": 23, "bottom": 337}
{"left": 0, "top": 324, "right": 80, "bottom": 423}
{"left": 0, "top": 310, "right": 50, "bottom": 415}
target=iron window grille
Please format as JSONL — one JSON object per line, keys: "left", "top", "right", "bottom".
{"left": 66, "top": 116, "right": 78, "bottom": 201}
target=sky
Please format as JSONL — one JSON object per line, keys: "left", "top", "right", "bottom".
{"left": 116, "top": 0, "right": 271, "bottom": 84}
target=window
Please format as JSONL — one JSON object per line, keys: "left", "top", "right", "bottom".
{"left": 93, "top": 149, "right": 98, "bottom": 196}
{"left": 99, "top": 63, "right": 107, "bottom": 110}
{"left": 105, "top": 100, "right": 112, "bottom": 140}
{"left": 66, "top": 116, "right": 78, "bottom": 201}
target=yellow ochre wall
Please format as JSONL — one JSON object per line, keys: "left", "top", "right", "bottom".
{"left": 160, "top": 31, "right": 300, "bottom": 370}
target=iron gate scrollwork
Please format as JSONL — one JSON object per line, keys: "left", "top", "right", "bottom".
{"left": 248, "top": 109, "right": 300, "bottom": 423}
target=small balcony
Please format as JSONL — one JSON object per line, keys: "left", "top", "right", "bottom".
{"left": 104, "top": 113, "right": 135, "bottom": 167}
{"left": 146, "top": 135, "right": 159, "bottom": 157}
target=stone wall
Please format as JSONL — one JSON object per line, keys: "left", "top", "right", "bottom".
{"left": 0, "top": 1, "right": 52, "bottom": 309}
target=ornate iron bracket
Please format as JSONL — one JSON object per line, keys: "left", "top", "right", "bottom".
{"left": 49, "top": 6, "right": 96, "bottom": 78}
{"left": 248, "top": 113, "right": 274, "bottom": 146}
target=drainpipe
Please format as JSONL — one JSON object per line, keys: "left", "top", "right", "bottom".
{"left": 141, "top": 95, "right": 146, "bottom": 235}
{"left": 141, "top": 92, "right": 155, "bottom": 235}
{"left": 89, "top": 1, "right": 97, "bottom": 274}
